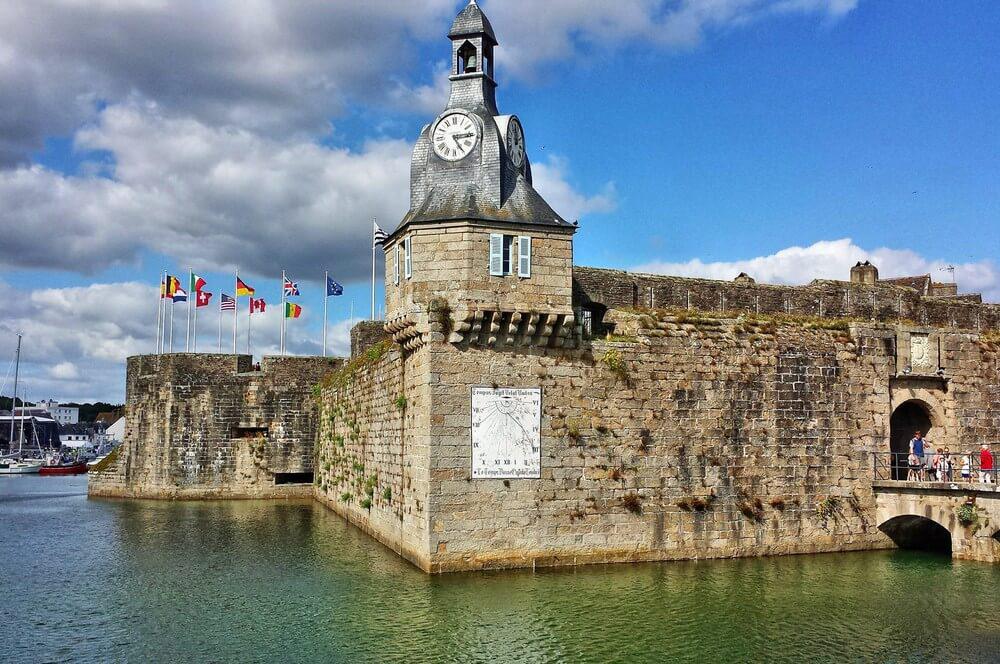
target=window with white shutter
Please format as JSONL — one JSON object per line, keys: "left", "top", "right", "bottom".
{"left": 517, "top": 236, "right": 531, "bottom": 278}
{"left": 404, "top": 237, "right": 412, "bottom": 279}
{"left": 393, "top": 244, "right": 400, "bottom": 285}
{"left": 489, "top": 233, "right": 503, "bottom": 276}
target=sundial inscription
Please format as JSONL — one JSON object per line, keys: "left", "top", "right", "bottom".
{"left": 471, "top": 387, "right": 541, "bottom": 479}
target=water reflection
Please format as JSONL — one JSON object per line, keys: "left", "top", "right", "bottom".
{"left": 3, "top": 477, "right": 1000, "bottom": 663}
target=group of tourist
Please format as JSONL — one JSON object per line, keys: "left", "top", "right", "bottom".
{"left": 904, "top": 430, "right": 994, "bottom": 484}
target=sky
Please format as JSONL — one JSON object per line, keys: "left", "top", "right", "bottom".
{"left": 0, "top": 0, "right": 997, "bottom": 403}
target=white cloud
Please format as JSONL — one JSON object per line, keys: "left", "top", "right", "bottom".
{"left": 633, "top": 238, "right": 1000, "bottom": 302}
{"left": 0, "top": 103, "right": 613, "bottom": 280}
{"left": 532, "top": 155, "right": 617, "bottom": 222}
{"left": 481, "top": 0, "right": 860, "bottom": 79}
{"left": 0, "top": 278, "right": 357, "bottom": 402}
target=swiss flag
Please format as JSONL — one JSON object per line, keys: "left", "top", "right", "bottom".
{"left": 249, "top": 297, "right": 266, "bottom": 314}
{"left": 196, "top": 290, "right": 213, "bottom": 308}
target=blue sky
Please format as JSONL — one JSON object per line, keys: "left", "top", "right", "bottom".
{"left": 1, "top": 0, "right": 997, "bottom": 402}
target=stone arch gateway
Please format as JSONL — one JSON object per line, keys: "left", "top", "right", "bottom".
{"left": 889, "top": 400, "right": 933, "bottom": 480}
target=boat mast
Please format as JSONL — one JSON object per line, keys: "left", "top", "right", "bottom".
{"left": 9, "top": 333, "right": 20, "bottom": 455}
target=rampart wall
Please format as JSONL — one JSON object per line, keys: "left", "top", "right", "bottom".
{"left": 89, "top": 353, "right": 340, "bottom": 499}
{"left": 314, "top": 310, "right": 1000, "bottom": 572}
{"left": 573, "top": 267, "right": 1000, "bottom": 331}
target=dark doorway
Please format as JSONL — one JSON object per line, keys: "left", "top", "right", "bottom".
{"left": 889, "top": 401, "right": 932, "bottom": 480}
{"left": 879, "top": 515, "right": 952, "bottom": 554}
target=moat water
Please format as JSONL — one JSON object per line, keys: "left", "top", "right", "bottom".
{"left": 3, "top": 476, "right": 1000, "bottom": 663}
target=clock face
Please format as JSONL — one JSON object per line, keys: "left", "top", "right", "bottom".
{"left": 506, "top": 117, "right": 525, "bottom": 169}
{"left": 432, "top": 112, "right": 479, "bottom": 161}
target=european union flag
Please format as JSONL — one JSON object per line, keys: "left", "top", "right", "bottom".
{"left": 326, "top": 276, "right": 343, "bottom": 297}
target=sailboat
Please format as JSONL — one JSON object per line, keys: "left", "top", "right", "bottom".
{"left": 0, "top": 333, "right": 42, "bottom": 475}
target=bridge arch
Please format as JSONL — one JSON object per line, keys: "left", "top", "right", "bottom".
{"left": 889, "top": 399, "right": 935, "bottom": 480}
{"left": 878, "top": 514, "right": 952, "bottom": 554}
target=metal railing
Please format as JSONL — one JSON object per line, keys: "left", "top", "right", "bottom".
{"left": 873, "top": 450, "right": 998, "bottom": 486}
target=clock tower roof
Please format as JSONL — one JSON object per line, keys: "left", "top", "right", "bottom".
{"left": 449, "top": 1, "right": 496, "bottom": 44}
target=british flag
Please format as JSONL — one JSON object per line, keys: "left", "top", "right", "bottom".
{"left": 283, "top": 277, "right": 300, "bottom": 297}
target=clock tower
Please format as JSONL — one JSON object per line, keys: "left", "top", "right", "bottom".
{"left": 384, "top": 0, "right": 578, "bottom": 349}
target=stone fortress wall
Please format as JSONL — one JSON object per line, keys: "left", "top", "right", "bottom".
{"left": 89, "top": 353, "right": 340, "bottom": 499}
{"left": 311, "top": 267, "right": 1000, "bottom": 572}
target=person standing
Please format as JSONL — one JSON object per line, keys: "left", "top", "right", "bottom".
{"left": 980, "top": 444, "right": 994, "bottom": 484}
{"left": 962, "top": 454, "right": 972, "bottom": 483}
{"left": 941, "top": 448, "right": 953, "bottom": 482}
{"left": 909, "top": 431, "right": 927, "bottom": 480}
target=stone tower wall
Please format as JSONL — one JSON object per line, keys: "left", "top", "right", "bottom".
{"left": 384, "top": 221, "right": 574, "bottom": 317}
{"left": 89, "top": 353, "right": 340, "bottom": 499}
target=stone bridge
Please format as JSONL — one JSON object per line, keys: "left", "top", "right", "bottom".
{"left": 873, "top": 481, "right": 1000, "bottom": 562}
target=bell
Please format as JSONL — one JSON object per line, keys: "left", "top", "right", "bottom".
{"left": 464, "top": 53, "right": 477, "bottom": 73}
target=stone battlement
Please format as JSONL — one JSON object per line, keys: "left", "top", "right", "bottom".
{"left": 573, "top": 266, "right": 999, "bottom": 332}
{"left": 89, "top": 353, "right": 341, "bottom": 500}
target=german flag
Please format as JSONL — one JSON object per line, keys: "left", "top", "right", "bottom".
{"left": 285, "top": 302, "right": 302, "bottom": 319}
{"left": 236, "top": 277, "right": 255, "bottom": 297}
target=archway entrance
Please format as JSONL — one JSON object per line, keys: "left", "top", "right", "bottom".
{"left": 879, "top": 515, "right": 952, "bottom": 554}
{"left": 889, "top": 401, "right": 932, "bottom": 480}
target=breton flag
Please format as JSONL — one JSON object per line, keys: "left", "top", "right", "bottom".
{"left": 249, "top": 297, "right": 266, "bottom": 314}
{"left": 285, "top": 303, "right": 303, "bottom": 319}
{"left": 191, "top": 274, "right": 207, "bottom": 293}
{"left": 236, "top": 277, "right": 255, "bottom": 297}
{"left": 196, "top": 290, "right": 213, "bottom": 308}
{"left": 161, "top": 275, "right": 180, "bottom": 299}
{"left": 283, "top": 277, "right": 300, "bottom": 297}
{"left": 220, "top": 293, "right": 236, "bottom": 311}
{"left": 326, "top": 276, "right": 343, "bottom": 297}
{"left": 172, "top": 287, "right": 188, "bottom": 303}
{"left": 373, "top": 220, "right": 388, "bottom": 247}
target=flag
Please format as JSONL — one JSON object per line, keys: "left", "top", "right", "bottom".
{"left": 161, "top": 275, "right": 180, "bottom": 298}
{"left": 285, "top": 302, "right": 302, "bottom": 319}
{"left": 326, "top": 276, "right": 343, "bottom": 297}
{"left": 172, "top": 287, "right": 188, "bottom": 303}
{"left": 236, "top": 278, "right": 255, "bottom": 297}
{"left": 373, "top": 220, "right": 388, "bottom": 247}
{"left": 191, "top": 274, "right": 206, "bottom": 293}
{"left": 220, "top": 293, "right": 236, "bottom": 311}
{"left": 196, "top": 290, "right": 213, "bottom": 308}
{"left": 250, "top": 297, "right": 266, "bottom": 314}
{"left": 283, "top": 277, "right": 300, "bottom": 297}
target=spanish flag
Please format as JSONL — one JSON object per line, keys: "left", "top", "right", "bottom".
{"left": 285, "top": 302, "right": 302, "bottom": 319}
{"left": 236, "top": 277, "right": 255, "bottom": 297}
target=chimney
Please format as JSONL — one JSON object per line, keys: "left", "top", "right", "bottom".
{"left": 850, "top": 261, "right": 878, "bottom": 285}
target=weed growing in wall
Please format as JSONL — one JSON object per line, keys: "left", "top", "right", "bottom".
{"left": 602, "top": 348, "right": 630, "bottom": 384}
{"left": 622, "top": 493, "right": 643, "bottom": 515}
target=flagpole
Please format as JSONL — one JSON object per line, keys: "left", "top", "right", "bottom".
{"left": 186, "top": 268, "right": 192, "bottom": 352}
{"left": 247, "top": 293, "right": 252, "bottom": 357}
{"left": 371, "top": 217, "right": 376, "bottom": 320}
{"left": 350, "top": 300, "right": 354, "bottom": 327}
{"left": 280, "top": 270, "right": 286, "bottom": 356}
{"left": 168, "top": 298, "right": 174, "bottom": 353}
{"left": 218, "top": 298, "right": 223, "bottom": 353}
{"left": 193, "top": 295, "right": 199, "bottom": 353}
{"left": 233, "top": 268, "right": 239, "bottom": 354}
{"left": 155, "top": 270, "right": 164, "bottom": 354}
{"left": 322, "top": 270, "right": 328, "bottom": 357}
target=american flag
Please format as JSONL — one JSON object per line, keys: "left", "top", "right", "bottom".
{"left": 220, "top": 293, "right": 236, "bottom": 311}
{"left": 373, "top": 219, "right": 388, "bottom": 247}
{"left": 283, "top": 277, "right": 300, "bottom": 297}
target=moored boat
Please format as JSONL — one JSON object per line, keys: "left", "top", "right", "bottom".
{"left": 0, "top": 458, "right": 43, "bottom": 474}
{"left": 38, "top": 461, "right": 88, "bottom": 476}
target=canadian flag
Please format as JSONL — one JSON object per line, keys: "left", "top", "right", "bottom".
{"left": 249, "top": 297, "right": 266, "bottom": 314}
{"left": 196, "top": 290, "right": 213, "bottom": 308}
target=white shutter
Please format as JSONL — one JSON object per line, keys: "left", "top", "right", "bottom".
{"left": 518, "top": 236, "right": 531, "bottom": 278}
{"left": 393, "top": 244, "right": 400, "bottom": 285}
{"left": 489, "top": 233, "right": 503, "bottom": 276}
{"left": 404, "top": 237, "right": 412, "bottom": 279}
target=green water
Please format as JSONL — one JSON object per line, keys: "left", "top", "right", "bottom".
{"left": 3, "top": 476, "right": 999, "bottom": 663}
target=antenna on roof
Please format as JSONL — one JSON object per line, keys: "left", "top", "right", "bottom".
{"left": 941, "top": 265, "right": 956, "bottom": 283}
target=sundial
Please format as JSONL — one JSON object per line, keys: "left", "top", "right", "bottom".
{"left": 471, "top": 387, "right": 541, "bottom": 479}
